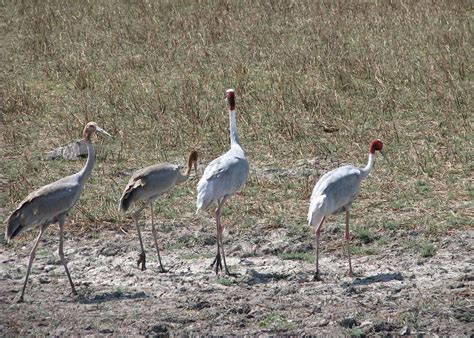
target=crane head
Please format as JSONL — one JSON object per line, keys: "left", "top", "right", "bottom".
{"left": 369, "top": 139, "right": 391, "bottom": 168}
{"left": 225, "top": 89, "right": 235, "bottom": 110}
{"left": 188, "top": 150, "right": 199, "bottom": 170}
{"left": 83, "top": 122, "right": 112, "bottom": 140}
{"left": 369, "top": 139, "right": 383, "bottom": 154}
{"left": 186, "top": 150, "right": 199, "bottom": 177}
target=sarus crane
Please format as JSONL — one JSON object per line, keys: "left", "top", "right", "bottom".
{"left": 5, "top": 122, "right": 112, "bottom": 302}
{"left": 119, "top": 150, "right": 198, "bottom": 272}
{"left": 196, "top": 89, "right": 249, "bottom": 276}
{"left": 308, "top": 139, "right": 386, "bottom": 281}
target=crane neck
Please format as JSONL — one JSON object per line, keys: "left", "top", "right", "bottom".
{"left": 229, "top": 109, "right": 241, "bottom": 146}
{"left": 176, "top": 164, "right": 193, "bottom": 185}
{"left": 360, "top": 152, "right": 375, "bottom": 179}
{"left": 79, "top": 138, "right": 96, "bottom": 182}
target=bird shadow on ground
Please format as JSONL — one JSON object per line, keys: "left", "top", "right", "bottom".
{"left": 242, "top": 269, "right": 289, "bottom": 286}
{"left": 343, "top": 272, "right": 404, "bottom": 287}
{"left": 75, "top": 290, "right": 148, "bottom": 304}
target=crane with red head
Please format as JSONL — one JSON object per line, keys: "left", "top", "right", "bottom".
{"left": 308, "top": 139, "right": 387, "bottom": 280}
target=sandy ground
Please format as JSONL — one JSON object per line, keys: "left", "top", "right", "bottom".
{"left": 0, "top": 219, "right": 472, "bottom": 336}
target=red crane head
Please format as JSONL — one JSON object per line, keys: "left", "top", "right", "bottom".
{"left": 225, "top": 89, "right": 236, "bottom": 111}
{"left": 369, "top": 139, "right": 384, "bottom": 154}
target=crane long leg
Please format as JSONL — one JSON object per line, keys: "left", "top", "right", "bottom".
{"left": 345, "top": 209, "right": 354, "bottom": 276}
{"left": 210, "top": 199, "right": 223, "bottom": 273}
{"left": 134, "top": 205, "right": 147, "bottom": 271}
{"left": 314, "top": 217, "right": 325, "bottom": 281}
{"left": 150, "top": 202, "right": 167, "bottom": 273}
{"left": 217, "top": 197, "right": 235, "bottom": 276}
{"left": 18, "top": 226, "right": 45, "bottom": 303}
{"left": 58, "top": 218, "right": 77, "bottom": 295}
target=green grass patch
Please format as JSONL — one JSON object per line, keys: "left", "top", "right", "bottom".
{"left": 36, "top": 249, "right": 54, "bottom": 258}
{"left": 383, "top": 220, "right": 398, "bottom": 232}
{"left": 420, "top": 243, "right": 436, "bottom": 258}
{"left": 217, "top": 277, "right": 237, "bottom": 287}
{"left": 350, "top": 246, "right": 378, "bottom": 256}
{"left": 259, "top": 313, "right": 294, "bottom": 332}
{"left": 347, "top": 328, "right": 365, "bottom": 338}
{"left": 415, "top": 179, "right": 432, "bottom": 195}
{"left": 287, "top": 223, "right": 309, "bottom": 238}
{"left": 354, "top": 227, "right": 376, "bottom": 244}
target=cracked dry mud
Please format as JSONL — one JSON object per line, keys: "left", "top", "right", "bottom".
{"left": 0, "top": 223, "right": 472, "bottom": 336}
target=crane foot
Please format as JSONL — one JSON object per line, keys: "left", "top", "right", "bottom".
{"left": 348, "top": 270, "right": 360, "bottom": 277}
{"left": 210, "top": 253, "right": 223, "bottom": 274}
{"left": 313, "top": 272, "right": 323, "bottom": 282}
{"left": 210, "top": 254, "right": 217, "bottom": 268}
{"left": 137, "top": 252, "right": 146, "bottom": 271}
{"left": 16, "top": 296, "right": 25, "bottom": 304}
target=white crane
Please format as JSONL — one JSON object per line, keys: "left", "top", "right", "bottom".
{"left": 308, "top": 139, "right": 386, "bottom": 280}
{"left": 5, "top": 122, "right": 112, "bottom": 302}
{"left": 196, "top": 89, "right": 249, "bottom": 276}
{"left": 119, "top": 151, "right": 198, "bottom": 272}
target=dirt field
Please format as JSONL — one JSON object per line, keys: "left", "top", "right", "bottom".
{"left": 1, "top": 215, "right": 472, "bottom": 336}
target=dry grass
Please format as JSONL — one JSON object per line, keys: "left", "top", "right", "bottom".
{"left": 1, "top": 1, "right": 472, "bottom": 246}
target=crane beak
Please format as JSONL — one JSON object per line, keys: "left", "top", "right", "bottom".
{"left": 96, "top": 127, "right": 112, "bottom": 138}
{"left": 380, "top": 150, "right": 393, "bottom": 173}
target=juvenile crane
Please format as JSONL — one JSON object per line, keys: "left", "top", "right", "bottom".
{"left": 119, "top": 150, "right": 198, "bottom": 272}
{"left": 5, "top": 122, "right": 112, "bottom": 302}
{"left": 196, "top": 89, "right": 249, "bottom": 276}
{"left": 308, "top": 139, "right": 386, "bottom": 281}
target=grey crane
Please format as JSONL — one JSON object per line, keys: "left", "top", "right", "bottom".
{"left": 308, "top": 139, "right": 386, "bottom": 281}
{"left": 118, "top": 150, "right": 199, "bottom": 272}
{"left": 196, "top": 89, "right": 249, "bottom": 276}
{"left": 5, "top": 122, "right": 112, "bottom": 302}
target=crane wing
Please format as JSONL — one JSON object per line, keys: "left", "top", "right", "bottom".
{"left": 309, "top": 165, "right": 362, "bottom": 217}
{"left": 119, "top": 163, "right": 179, "bottom": 211}
{"left": 196, "top": 153, "right": 249, "bottom": 210}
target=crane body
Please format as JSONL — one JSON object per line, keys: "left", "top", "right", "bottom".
{"left": 197, "top": 148, "right": 248, "bottom": 211}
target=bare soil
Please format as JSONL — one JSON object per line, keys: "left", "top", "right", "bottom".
{"left": 0, "top": 221, "right": 472, "bottom": 336}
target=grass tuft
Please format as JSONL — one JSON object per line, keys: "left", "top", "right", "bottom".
{"left": 420, "top": 243, "right": 436, "bottom": 258}
{"left": 259, "top": 313, "right": 294, "bottom": 332}
{"left": 217, "top": 277, "right": 236, "bottom": 287}
{"left": 354, "top": 227, "right": 376, "bottom": 244}
{"left": 351, "top": 246, "right": 378, "bottom": 256}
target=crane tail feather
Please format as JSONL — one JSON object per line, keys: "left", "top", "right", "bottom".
{"left": 308, "top": 195, "right": 327, "bottom": 226}
{"left": 196, "top": 191, "right": 214, "bottom": 212}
